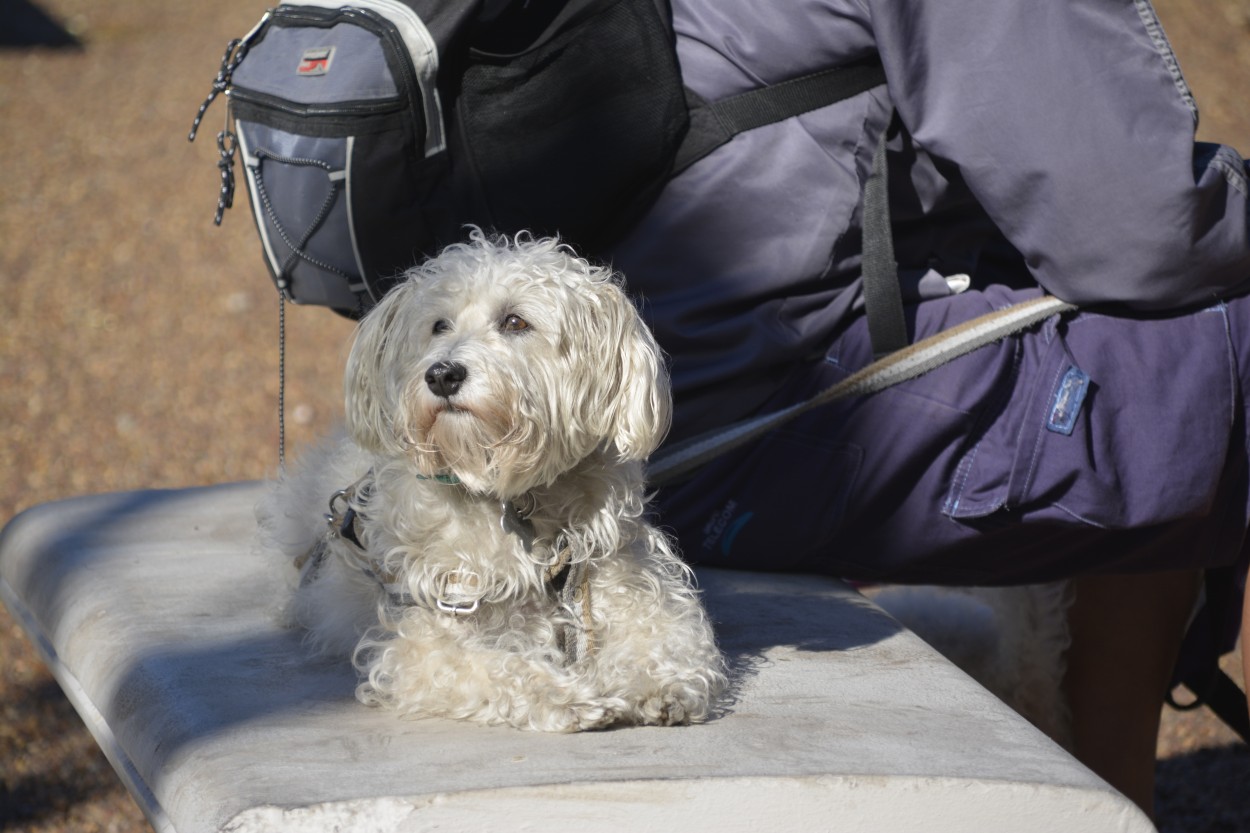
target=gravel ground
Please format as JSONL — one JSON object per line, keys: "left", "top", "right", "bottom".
{"left": 1, "top": 1, "right": 1248, "bottom": 830}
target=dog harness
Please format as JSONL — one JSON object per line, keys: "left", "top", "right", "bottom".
{"left": 297, "top": 469, "right": 596, "bottom": 663}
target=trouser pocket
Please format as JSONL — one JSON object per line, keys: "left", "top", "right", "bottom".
{"left": 946, "top": 306, "right": 1236, "bottom": 529}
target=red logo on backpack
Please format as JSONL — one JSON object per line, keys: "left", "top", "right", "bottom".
{"left": 297, "top": 47, "right": 335, "bottom": 77}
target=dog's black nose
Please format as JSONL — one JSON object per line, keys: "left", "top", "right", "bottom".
{"left": 425, "top": 360, "right": 468, "bottom": 398}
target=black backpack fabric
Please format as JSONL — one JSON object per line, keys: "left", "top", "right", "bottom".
{"left": 191, "top": 0, "right": 885, "bottom": 317}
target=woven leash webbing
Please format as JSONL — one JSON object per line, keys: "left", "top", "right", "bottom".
{"left": 646, "top": 295, "right": 1077, "bottom": 488}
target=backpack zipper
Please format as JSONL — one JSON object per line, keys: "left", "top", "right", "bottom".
{"left": 227, "top": 86, "right": 405, "bottom": 120}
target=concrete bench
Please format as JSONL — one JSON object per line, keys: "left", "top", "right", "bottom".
{"left": 0, "top": 482, "right": 1155, "bottom": 833}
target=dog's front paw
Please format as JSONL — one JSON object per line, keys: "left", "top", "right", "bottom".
{"left": 633, "top": 685, "right": 716, "bottom": 726}
{"left": 528, "top": 698, "right": 626, "bottom": 733}
{"left": 641, "top": 696, "right": 689, "bottom": 727}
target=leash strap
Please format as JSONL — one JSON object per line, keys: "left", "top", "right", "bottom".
{"left": 647, "top": 294, "right": 1077, "bottom": 487}
{"left": 555, "top": 558, "right": 594, "bottom": 664}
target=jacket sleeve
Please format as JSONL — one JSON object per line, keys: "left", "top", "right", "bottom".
{"left": 867, "top": 0, "right": 1250, "bottom": 309}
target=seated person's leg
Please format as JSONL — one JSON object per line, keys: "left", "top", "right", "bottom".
{"left": 1064, "top": 569, "right": 1202, "bottom": 818}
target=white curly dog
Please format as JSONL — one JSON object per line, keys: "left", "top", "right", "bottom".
{"left": 258, "top": 230, "right": 726, "bottom": 732}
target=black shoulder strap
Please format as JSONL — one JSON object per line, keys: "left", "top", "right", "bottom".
{"left": 671, "top": 58, "right": 909, "bottom": 357}
{"left": 862, "top": 117, "right": 908, "bottom": 357}
{"left": 671, "top": 57, "right": 887, "bottom": 177}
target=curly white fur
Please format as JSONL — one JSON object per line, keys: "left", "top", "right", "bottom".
{"left": 257, "top": 230, "right": 726, "bottom": 732}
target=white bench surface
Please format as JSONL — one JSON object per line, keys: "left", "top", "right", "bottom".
{"left": 0, "top": 482, "right": 1154, "bottom": 833}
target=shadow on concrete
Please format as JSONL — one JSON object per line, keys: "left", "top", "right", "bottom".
{"left": 694, "top": 568, "right": 904, "bottom": 715}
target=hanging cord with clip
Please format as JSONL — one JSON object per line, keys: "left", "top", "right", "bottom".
{"left": 187, "top": 21, "right": 290, "bottom": 467}
{"left": 187, "top": 13, "right": 270, "bottom": 224}
{"left": 277, "top": 289, "right": 288, "bottom": 469}
{"left": 188, "top": 38, "right": 247, "bottom": 226}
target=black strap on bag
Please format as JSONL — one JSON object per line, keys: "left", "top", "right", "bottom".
{"left": 862, "top": 120, "right": 908, "bottom": 358}
{"left": 673, "top": 57, "right": 907, "bottom": 359}
{"left": 681, "top": 61, "right": 913, "bottom": 363}
{"left": 673, "top": 58, "right": 887, "bottom": 176}
{"left": 674, "top": 63, "right": 909, "bottom": 359}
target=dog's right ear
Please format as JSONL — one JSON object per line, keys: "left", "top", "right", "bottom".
{"left": 343, "top": 278, "right": 417, "bottom": 456}
{"left": 574, "top": 275, "right": 673, "bottom": 462}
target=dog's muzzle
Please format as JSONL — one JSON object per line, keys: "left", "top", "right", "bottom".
{"left": 425, "top": 360, "right": 468, "bottom": 398}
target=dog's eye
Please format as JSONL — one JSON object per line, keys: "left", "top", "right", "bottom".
{"left": 432, "top": 319, "right": 451, "bottom": 335}
{"left": 500, "top": 314, "right": 530, "bottom": 334}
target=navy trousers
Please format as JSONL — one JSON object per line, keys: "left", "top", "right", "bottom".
{"left": 657, "top": 285, "right": 1250, "bottom": 587}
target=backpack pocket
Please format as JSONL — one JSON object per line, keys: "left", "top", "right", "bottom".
{"left": 228, "top": 3, "right": 446, "bottom": 315}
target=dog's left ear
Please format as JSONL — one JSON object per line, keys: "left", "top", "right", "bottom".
{"left": 580, "top": 277, "right": 672, "bottom": 461}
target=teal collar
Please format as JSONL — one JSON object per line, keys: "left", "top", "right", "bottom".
{"left": 417, "top": 472, "right": 461, "bottom": 485}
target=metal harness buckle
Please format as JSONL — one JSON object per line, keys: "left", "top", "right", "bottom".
{"left": 435, "top": 597, "right": 481, "bottom": 616}
{"left": 436, "top": 571, "right": 482, "bottom": 616}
